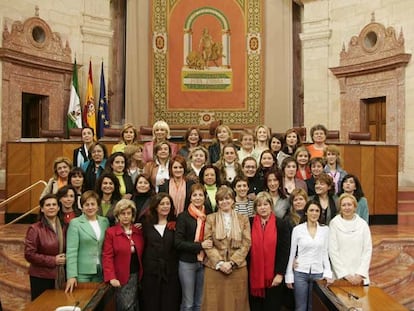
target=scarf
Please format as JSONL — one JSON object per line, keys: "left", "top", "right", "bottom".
{"left": 169, "top": 179, "right": 186, "bottom": 215}
{"left": 188, "top": 203, "right": 207, "bottom": 261}
{"left": 214, "top": 209, "right": 242, "bottom": 248}
{"left": 249, "top": 213, "right": 277, "bottom": 297}
{"left": 45, "top": 217, "right": 65, "bottom": 289}
{"left": 205, "top": 185, "right": 217, "bottom": 211}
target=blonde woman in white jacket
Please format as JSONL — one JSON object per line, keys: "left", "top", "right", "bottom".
{"left": 329, "top": 193, "right": 372, "bottom": 285}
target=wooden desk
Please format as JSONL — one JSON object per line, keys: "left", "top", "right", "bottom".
{"left": 24, "top": 282, "right": 113, "bottom": 311}
{"left": 313, "top": 281, "right": 407, "bottom": 311}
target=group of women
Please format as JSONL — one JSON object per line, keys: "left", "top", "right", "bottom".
{"left": 24, "top": 121, "right": 373, "bottom": 311}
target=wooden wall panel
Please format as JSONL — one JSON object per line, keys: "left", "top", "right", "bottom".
{"left": 360, "top": 147, "right": 375, "bottom": 215}
{"left": 5, "top": 141, "right": 399, "bottom": 220}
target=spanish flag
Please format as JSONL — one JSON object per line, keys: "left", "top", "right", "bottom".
{"left": 83, "top": 60, "right": 97, "bottom": 138}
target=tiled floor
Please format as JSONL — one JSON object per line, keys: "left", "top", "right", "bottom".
{"left": 0, "top": 224, "right": 413, "bottom": 310}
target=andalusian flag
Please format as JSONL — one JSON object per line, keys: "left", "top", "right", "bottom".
{"left": 83, "top": 60, "right": 96, "bottom": 137}
{"left": 67, "top": 58, "right": 82, "bottom": 131}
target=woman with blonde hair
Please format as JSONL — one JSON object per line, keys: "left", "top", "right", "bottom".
{"left": 323, "top": 145, "right": 347, "bottom": 194}
{"left": 143, "top": 120, "right": 178, "bottom": 162}
{"left": 112, "top": 123, "right": 139, "bottom": 153}
{"left": 208, "top": 124, "right": 235, "bottom": 164}
{"left": 186, "top": 145, "right": 209, "bottom": 183}
{"left": 40, "top": 157, "right": 73, "bottom": 199}
{"left": 249, "top": 191, "right": 290, "bottom": 311}
{"left": 254, "top": 125, "right": 271, "bottom": 155}
{"left": 103, "top": 199, "right": 144, "bottom": 311}
{"left": 124, "top": 143, "right": 145, "bottom": 185}
{"left": 202, "top": 186, "right": 251, "bottom": 311}
{"left": 329, "top": 193, "right": 372, "bottom": 285}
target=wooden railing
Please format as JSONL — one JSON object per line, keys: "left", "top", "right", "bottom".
{"left": 0, "top": 180, "right": 47, "bottom": 226}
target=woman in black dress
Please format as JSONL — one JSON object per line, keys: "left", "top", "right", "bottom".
{"left": 141, "top": 193, "right": 180, "bottom": 311}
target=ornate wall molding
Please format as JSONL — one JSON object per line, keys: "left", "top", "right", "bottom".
{"left": 330, "top": 16, "right": 411, "bottom": 170}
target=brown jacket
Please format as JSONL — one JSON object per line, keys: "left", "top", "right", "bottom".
{"left": 203, "top": 212, "right": 251, "bottom": 269}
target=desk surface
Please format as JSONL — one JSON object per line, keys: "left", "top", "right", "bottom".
{"left": 315, "top": 281, "right": 407, "bottom": 311}
{"left": 24, "top": 283, "right": 109, "bottom": 311}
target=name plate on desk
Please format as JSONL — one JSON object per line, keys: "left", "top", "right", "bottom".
{"left": 313, "top": 280, "right": 407, "bottom": 311}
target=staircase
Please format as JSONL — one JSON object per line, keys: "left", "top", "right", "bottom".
{"left": 0, "top": 224, "right": 30, "bottom": 311}
{"left": 398, "top": 187, "right": 414, "bottom": 225}
{"left": 370, "top": 227, "right": 414, "bottom": 310}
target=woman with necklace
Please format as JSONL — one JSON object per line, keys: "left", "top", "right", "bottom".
{"left": 285, "top": 200, "right": 332, "bottom": 311}
{"left": 95, "top": 172, "right": 122, "bottom": 226}
{"left": 56, "top": 185, "right": 82, "bottom": 224}
{"left": 159, "top": 155, "right": 194, "bottom": 216}
{"left": 339, "top": 174, "right": 369, "bottom": 223}
{"left": 144, "top": 141, "right": 171, "bottom": 192}
{"left": 215, "top": 143, "right": 243, "bottom": 186}
{"left": 293, "top": 146, "right": 312, "bottom": 181}
{"left": 103, "top": 199, "right": 144, "bottom": 311}
{"left": 24, "top": 194, "right": 67, "bottom": 300}
{"left": 141, "top": 193, "right": 180, "bottom": 311}
{"left": 65, "top": 191, "right": 110, "bottom": 293}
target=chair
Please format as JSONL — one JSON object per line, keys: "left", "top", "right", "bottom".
{"left": 292, "top": 127, "right": 307, "bottom": 142}
{"left": 326, "top": 130, "right": 340, "bottom": 143}
{"left": 102, "top": 127, "right": 121, "bottom": 140}
{"left": 139, "top": 126, "right": 153, "bottom": 142}
{"left": 348, "top": 131, "right": 371, "bottom": 143}
{"left": 209, "top": 120, "right": 222, "bottom": 138}
{"left": 69, "top": 128, "right": 83, "bottom": 139}
{"left": 39, "top": 129, "right": 65, "bottom": 139}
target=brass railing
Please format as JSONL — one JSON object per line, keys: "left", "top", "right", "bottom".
{"left": 0, "top": 180, "right": 48, "bottom": 227}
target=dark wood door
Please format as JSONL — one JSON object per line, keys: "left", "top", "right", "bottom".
{"left": 361, "top": 97, "right": 386, "bottom": 141}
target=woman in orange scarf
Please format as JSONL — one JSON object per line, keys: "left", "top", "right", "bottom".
{"left": 175, "top": 183, "right": 213, "bottom": 311}
{"left": 249, "top": 191, "right": 290, "bottom": 311}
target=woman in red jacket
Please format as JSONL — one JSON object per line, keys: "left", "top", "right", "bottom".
{"left": 24, "top": 194, "right": 67, "bottom": 300}
{"left": 102, "top": 199, "right": 144, "bottom": 310}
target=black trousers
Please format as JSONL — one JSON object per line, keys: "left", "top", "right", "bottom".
{"left": 29, "top": 275, "right": 55, "bottom": 301}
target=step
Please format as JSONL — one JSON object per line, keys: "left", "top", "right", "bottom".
{"left": 371, "top": 264, "right": 414, "bottom": 290}
{"left": 384, "top": 277, "right": 414, "bottom": 310}
{"left": 0, "top": 288, "right": 28, "bottom": 311}
{"left": 398, "top": 187, "right": 414, "bottom": 201}
{"left": 370, "top": 248, "right": 400, "bottom": 276}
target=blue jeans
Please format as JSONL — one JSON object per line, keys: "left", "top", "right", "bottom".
{"left": 293, "top": 270, "right": 323, "bottom": 311}
{"left": 178, "top": 260, "right": 204, "bottom": 311}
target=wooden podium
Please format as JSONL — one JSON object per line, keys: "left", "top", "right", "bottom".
{"left": 24, "top": 282, "right": 114, "bottom": 311}
{"left": 312, "top": 280, "right": 407, "bottom": 311}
